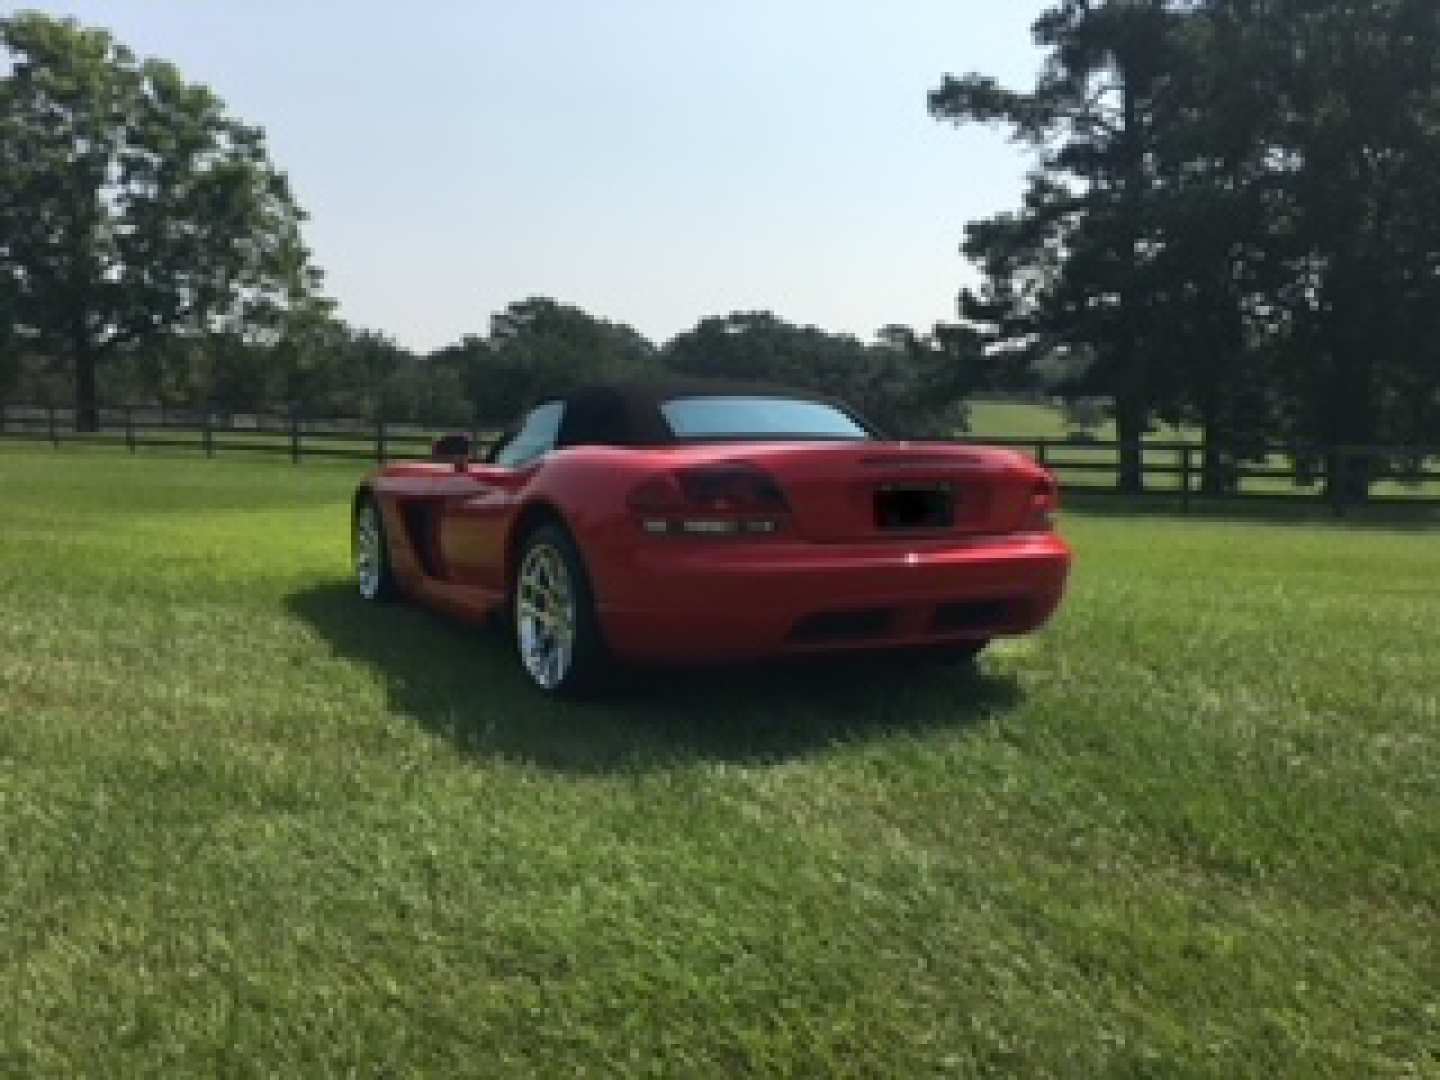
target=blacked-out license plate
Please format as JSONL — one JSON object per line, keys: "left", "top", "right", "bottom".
{"left": 875, "top": 483, "right": 954, "bottom": 529}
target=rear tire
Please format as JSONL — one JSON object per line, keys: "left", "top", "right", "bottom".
{"left": 354, "top": 496, "right": 396, "bottom": 602}
{"left": 512, "top": 524, "right": 610, "bottom": 695}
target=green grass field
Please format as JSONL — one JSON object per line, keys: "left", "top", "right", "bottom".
{"left": 2, "top": 447, "right": 1437, "bottom": 1076}
{"left": 967, "top": 399, "right": 1096, "bottom": 440}
{"left": 965, "top": 398, "right": 1193, "bottom": 441}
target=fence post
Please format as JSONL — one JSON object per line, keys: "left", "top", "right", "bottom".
{"left": 203, "top": 409, "right": 214, "bottom": 458}
{"left": 48, "top": 405, "right": 58, "bottom": 449}
{"left": 1180, "top": 445, "right": 1192, "bottom": 513}
{"left": 125, "top": 407, "right": 136, "bottom": 452}
{"left": 0, "top": 400, "right": 6, "bottom": 435}
{"left": 1035, "top": 440, "right": 1048, "bottom": 468}
{"left": 290, "top": 408, "right": 302, "bottom": 465}
{"left": 375, "top": 417, "right": 387, "bottom": 464}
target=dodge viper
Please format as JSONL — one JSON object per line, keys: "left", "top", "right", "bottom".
{"left": 352, "top": 381, "right": 1071, "bottom": 693}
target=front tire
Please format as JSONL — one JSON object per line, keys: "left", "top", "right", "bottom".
{"left": 513, "top": 524, "right": 608, "bottom": 695}
{"left": 354, "top": 496, "right": 396, "bottom": 602}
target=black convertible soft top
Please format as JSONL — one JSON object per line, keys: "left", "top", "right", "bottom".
{"left": 552, "top": 379, "right": 876, "bottom": 448}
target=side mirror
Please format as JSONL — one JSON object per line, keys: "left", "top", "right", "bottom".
{"left": 431, "top": 433, "right": 472, "bottom": 471}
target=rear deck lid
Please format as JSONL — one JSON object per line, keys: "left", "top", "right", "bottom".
{"left": 660, "top": 441, "right": 1045, "bottom": 542}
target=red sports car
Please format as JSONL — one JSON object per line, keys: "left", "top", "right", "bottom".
{"left": 352, "top": 382, "right": 1071, "bottom": 694}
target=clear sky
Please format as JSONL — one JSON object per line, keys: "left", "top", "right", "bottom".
{"left": 20, "top": 1, "right": 1049, "bottom": 351}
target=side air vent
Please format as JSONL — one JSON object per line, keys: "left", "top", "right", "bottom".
{"left": 400, "top": 501, "right": 443, "bottom": 578}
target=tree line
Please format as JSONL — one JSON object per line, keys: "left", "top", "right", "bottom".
{"left": 2, "top": 296, "right": 995, "bottom": 436}
{"left": 5, "top": 6, "right": 1440, "bottom": 497}
{"left": 0, "top": 13, "right": 997, "bottom": 436}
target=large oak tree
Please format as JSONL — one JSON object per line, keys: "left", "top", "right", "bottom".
{"left": 0, "top": 13, "right": 318, "bottom": 428}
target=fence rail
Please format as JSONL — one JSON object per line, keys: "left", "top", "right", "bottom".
{"left": 950, "top": 434, "right": 1440, "bottom": 513}
{"left": 3, "top": 403, "right": 1438, "bottom": 514}
{"left": 0, "top": 403, "right": 496, "bottom": 465}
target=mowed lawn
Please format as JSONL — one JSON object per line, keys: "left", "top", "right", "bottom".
{"left": 965, "top": 399, "right": 1192, "bottom": 441}
{"left": 1, "top": 448, "right": 1437, "bottom": 1077}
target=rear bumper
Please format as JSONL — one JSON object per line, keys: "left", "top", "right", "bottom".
{"left": 594, "top": 531, "right": 1071, "bottom": 663}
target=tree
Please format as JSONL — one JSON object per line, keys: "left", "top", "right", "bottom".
{"left": 662, "top": 311, "right": 837, "bottom": 386}
{"left": 662, "top": 311, "right": 877, "bottom": 418}
{"left": 933, "top": 0, "right": 1190, "bottom": 493}
{"left": 862, "top": 322, "right": 985, "bottom": 435}
{"left": 0, "top": 298, "right": 15, "bottom": 400}
{"left": 661, "top": 311, "right": 982, "bottom": 436}
{"left": 1138, "top": 1, "right": 1286, "bottom": 492}
{"left": 0, "top": 13, "right": 319, "bottom": 429}
{"left": 1260, "top": 0, "right": 1440, "bottom": 495}
{"left": 344, "top": 329, "right": 417, "bottom": 420}
{"left": 269, "top": 298, "right": 346, "bottom": 416}
{"left": 448, "top": 297, "right": 658, "bottom": 423}
{"left": 936, "top": 1, "right": 1440, "bottom": 500}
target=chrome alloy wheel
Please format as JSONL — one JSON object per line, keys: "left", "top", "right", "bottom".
{"left": 354, "top": 502, "right": 384, "bottom": 601}
{"left": 516, "top": 542, "right": 577, "bottom": 689}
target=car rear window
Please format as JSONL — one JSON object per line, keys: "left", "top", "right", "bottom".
{"left": 660, "top": 396, "right": 869, "bottom": 440}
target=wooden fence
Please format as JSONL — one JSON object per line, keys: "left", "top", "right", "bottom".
{"left": 0, "top": 403, "right": 487, "bottom": 465}
{"left": 950, "top": 435, "right": 1440, "bottom": 514}
{"left": 3, "top": 402, "right": 1438, "bottom": 514}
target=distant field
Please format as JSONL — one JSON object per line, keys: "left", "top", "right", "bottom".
{"left": 967, "top": 398, "right": 1089, "bottom": 439}
{"left": 965, "top": 398, "right": 1193, "bottom": 442}
{"left": 1, "top": 447, "right": 1437, "bottom": 1075}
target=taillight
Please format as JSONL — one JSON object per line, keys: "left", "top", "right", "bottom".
{"left": 1024, "top": 477, "right": 1059, "bottom": 531}
{"left": 627, "top": 464, "right": 789, "bottom": 537}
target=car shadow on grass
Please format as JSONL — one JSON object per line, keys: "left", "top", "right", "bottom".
{"left": 285, "top": 581, "right": 1023, "bottom": 773}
